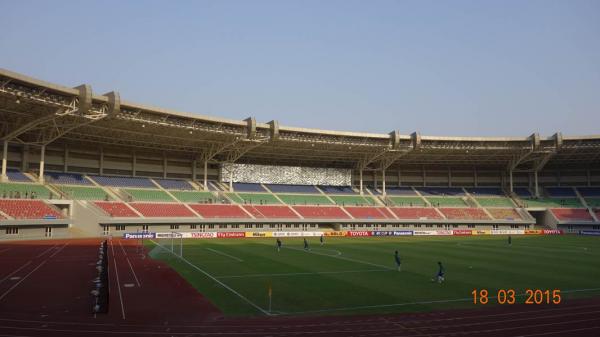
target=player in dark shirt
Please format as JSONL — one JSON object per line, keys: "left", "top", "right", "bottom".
{"left": 394, "top": 250, "right": 402, "bottom": 271}
{"left": 276, "top": 238, "right": 282, "bottom": 252}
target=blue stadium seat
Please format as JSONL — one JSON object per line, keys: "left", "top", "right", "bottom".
{"left": 6, "top": 169, "right": 32, "bottom": 182}
{"left": 415, "top": 187, "right": 464, "bottom": 196}
{"left": 545, "top": 187, "right": 577, "bottom": 198}
{"left": 384, "top": 186, "right": 418, "bottom": 196}
{"left": 153, "top": 178, "right": 194, "bottom": 190}
{"left": 265, "top": 184, "right": 319, "bottom": 193}
{"left": 88, "top": 175, "right": 155, "bottom": 188}
{"left": 514, "top": 187, "right": 532, "bottom": 197}
{"left": 577, "top": 187, "right": 600, "bottom": 198}
{"left": 45, "top": 172, "right": 91, "bottom": 185}
{"left": 465, "top": 187, "right": 504, "bottom": 196}
{"left": 232, "top": 183, "right": 266, "bottom": 192}
{"left": 318, "top": 185, "right": 356, "bottom": 194}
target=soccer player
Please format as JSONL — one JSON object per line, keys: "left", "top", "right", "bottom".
{"left": 436, "top": 261, "right": 445, "bottom": 283}
{"left": 303, "top": 238, "right": 310, "bottom": 251}
{"left": 394, "top": 250, "right": 402, "bottom": 271}
{"left": 276, "top": 238, "right": 282, "bottom": 252}
{"left": 508, "top": 235, "right": 512, "bottom": 246}
{"left": 320, "top": 234, "right": 324, "bottom": 246}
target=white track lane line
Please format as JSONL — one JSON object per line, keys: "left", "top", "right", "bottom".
{"left": 110, "top": 239, "right": 126, "bottom": 320}
{"left": 126, "top": 257, "right": 141, "bottom": 287}
{"left": 205, "top": 248, "right": 244, "bottom": 262}
{"left": 0, "top": 244, "right": 68, "bottom": 302}
{"left": 34, "top": 244, "right": 58, "bottom": 258}
{"left": 151, "top": 240, "right": 270, "bottom": 316}
{"left": 0, "top": 261, "right": 32, "bottom": 285}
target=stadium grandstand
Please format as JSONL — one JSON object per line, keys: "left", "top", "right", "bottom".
{"left": 1, "top": 67, "right": 600, "bottom": 240}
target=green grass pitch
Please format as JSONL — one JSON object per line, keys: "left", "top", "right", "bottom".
{"left": 146, "top": 235, "right": 600, "bottom": 317}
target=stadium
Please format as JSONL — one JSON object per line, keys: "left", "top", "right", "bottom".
{"left": 0, "top": 67, "right": 599, "bottom": 336}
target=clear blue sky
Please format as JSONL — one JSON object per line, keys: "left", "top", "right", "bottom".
{"left": 1, "top": 0, "right": 599, "bottom": 137}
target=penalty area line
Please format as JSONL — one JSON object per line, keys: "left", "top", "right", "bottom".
{"left": 205, "top": 248, "right": 244, "bottom": 262}
{"left": 284, "top": 246, "right": 395, "bottom": 271}
{"left": 216, "top": 268, "right": 391, "bottom": 279}
{"left": 150, "top": 240, "right": 270, "bottom": 316}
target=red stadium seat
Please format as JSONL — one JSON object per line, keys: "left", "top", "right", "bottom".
{"left": 344, "top": 207, "right": 392, "bottom": 219}
{"left": 439, "top": 208, "right": 490, "bottom": 220}
{"left": 243, "top": 205, "right": 299, "bottom": 218}
{"left": 0, "top": 200, "right": 63, "bottom": 219}
{"left": 129, "top": 203, "right": 196, "bottom": 217}
{"left": 551, "top": 208, "right": 593, "bottom": 221}
{"left": 292, "top": 206, "right": 350, "bottom": 219}
{"left": 389, "top": 207, "right": 442, "bottom": 219}
{"left": 189, "top": 204, "right": 249, "bottom": 218}
{"left": 94, "top": 202, "right": 139, "bottom": 217}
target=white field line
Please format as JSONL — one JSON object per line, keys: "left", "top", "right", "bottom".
{"left": 453, "top": 241, "right": 597, "bottom": 254}
{"left": 283, "top": 287, "right": 600, "bottom": 315}
{"left": 216, "top": 268, "right": 391, "bottom": 279}
{"left": 0, "top": 261, "right": 32, "bottom": 285}
{"left": 110, "top": 239, "right": 126, "bottom": 320}
{"left": 0, "top": 244, "right": 67, "bottom": 302}
{"left": 205, "top": 248, "right": 244, "bottom": 262}
{"left": 518, "top": 326, "right": 600, "bottom": 337}
{"left": 151, "top": 240, "right": 270, "bottom": 316}
{"left": 284, "top": 246, "right": 395, "bottom": 270}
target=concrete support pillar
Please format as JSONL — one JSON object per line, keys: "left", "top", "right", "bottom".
{"left": 38, "top": 145, "right": 45, "bottom": 183}
{"left": 534, "top": 171, "right": 539, "bottom": 197}
{"left": 373, "top": 171, "right": 377, "bottom": 190}
{"left": 21, "top": 145, "right": 28, "bottom": 172}
{"left": 587, "top": 169, "right": 591, "bottom": 187}
{"left": 359, "top": 169, "right": 363, "bottom": 195}
{"left": 556, "top": 170, "right": 561, "bottom": 186}
{"left": 192, "top": 159, "right": 197, "bottom": 181}
{"left": 382, "top": 169, "right": 387, "bottom": 196}
{"left": 1, "top": 140, "right": 7, "bottom": 182}
{"left": 509, "top": 170, "right": 514, "bottom": 193}
{"left": 99, "top": 147, "right": 104, "bottom": 175}
{"left": 473, "top": 168, "right": 478, "bottom": 187}
{"left": 132, "top": 152, "right": 137, "bottom": 177}
{"left": 63, "top": 146, "right": 69, "bottom": 172}
{"left": 398, "top": 169, "right": 401, "bottom": 187}
{"left": 422, "top": 167, "right": 426, "bottom": 187}
{"left": 229, "top": 166, "right": 233, "bottom": 192}
{"left": 163, "top": 154, "right": 168, "bottom": 179}
{"left": 203, "top": 160, "right": 208, "bottom": 191}
{"left": 448, "top": 167, "right": 452, "bottom": 187}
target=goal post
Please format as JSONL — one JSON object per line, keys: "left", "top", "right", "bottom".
{"left": 155, "top": 231, "right": 184, "bottom": 258}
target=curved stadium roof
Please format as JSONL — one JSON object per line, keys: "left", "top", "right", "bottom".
{"left": 1, "top": 68, "right": 599, "bottom": 171}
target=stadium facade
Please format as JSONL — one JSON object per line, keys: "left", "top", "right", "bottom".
{"left": 1, "top": 68, "right": 599, "bottom": 240}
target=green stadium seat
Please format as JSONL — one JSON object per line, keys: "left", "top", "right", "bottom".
{"left": 57, "top": 186, "right": 110, "bottom": 200}
{"left": 171, "top": 191, "right": 216, "bottom": 203}
{"left": 426, "top": 197, "right": 468, "bottom": 207}
{"left": 123, "top": 188, "right": 174, "bottom": 202}
{"left": 476, "top": 197, "right": 515, "bottom": 207}
{"left": 277, "top": 194, "right": 333, "bottom": 205}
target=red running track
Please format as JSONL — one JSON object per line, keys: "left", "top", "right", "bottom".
{"left": 0, "top": 238, "right": 599, "bottom": 337}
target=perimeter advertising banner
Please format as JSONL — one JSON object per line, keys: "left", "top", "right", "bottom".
{"left": 524, "top": 230, "right": 543, "bottom": 235}
{"left": 452, "top": 229, "right": 473, "bottom": 236}
{"left": 542, "top": 229, "right": 563, "bottom": 235}
{"left": 491, "top": 229, "right": 525, "bottom": 235}
{"left": 346, "top": 231, "right": 372, "bottom": 237}
{"left": 123, "top": 232, "right": 156, "bottom": 239}
{"left": 371, "top": 231, "right": 414, "bottom": 236}
{"left": 217, "top": 232, "right": 246, "bottom": 238}
{"left": 271, "top": 231, "right": 323, "bottom": 237}
{"left": 579, "top": 230, "right": 600, "bottom": 236}
{"left": 413, "top": 230, "right": 438, "bottom": 236}
{"left": 245, "top": 231, "right": 273, "bottom": 238}
{"left": 189, "top": 232, "right": 217, "bottom": 239}
{"left": 323, "top": 231, "right": 347, "bottom": 237}
{"left": 472, "top": 229, "right": 491, "bottom": 235}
